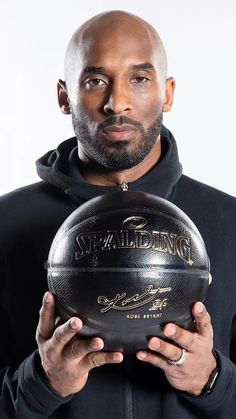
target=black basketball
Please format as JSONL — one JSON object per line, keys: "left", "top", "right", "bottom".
{"left": 47, "top": 191, "right": 211, "bottom": 353}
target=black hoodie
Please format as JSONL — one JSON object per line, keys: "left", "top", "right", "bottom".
{"left": 0, "top": 126, "right": 235, "bottom": 419}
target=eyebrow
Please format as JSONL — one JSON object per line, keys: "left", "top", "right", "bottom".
{"left": 131, "top": 63, "right": 155, "bottom": 71}
{"left": 83, "top": 66, "right": 105, "bottom": 74}
{"left": 82, "top": 62, "right": 155, "bottom": 74}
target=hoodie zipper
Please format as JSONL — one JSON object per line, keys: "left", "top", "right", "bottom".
{"left": 120, "top": 182, "right": 129, "bottom": 191}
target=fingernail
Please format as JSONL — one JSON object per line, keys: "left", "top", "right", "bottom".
{"left": 43, "top": 292, "right": 51, "bottom": 304}
{"left": 149, "top": 337, "right": 160, "bottom": 350}
{"left": 137, "top": 351, "right": 147, "bottom": 360}
{"left": 165, "top": 324, "right": 176, "bottom": 337}
{"left": 197, "top": 302, "right": 204, "bottom": 314}
{"left": 91, "top": 338, "right": 103, "bottom": 350}
{"left": 112, "top": 353, "right": 123, "bottom": 362}
{"left": 70, "top": 318, "right": 80, "bottom": 330}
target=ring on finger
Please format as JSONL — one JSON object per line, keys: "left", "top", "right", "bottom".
{"left": 167, "top": 348, "right": 187, "bottom": 366}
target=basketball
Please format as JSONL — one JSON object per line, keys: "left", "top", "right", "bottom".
{"left": 47, "top": 191, "right": 211, "bottom": 353}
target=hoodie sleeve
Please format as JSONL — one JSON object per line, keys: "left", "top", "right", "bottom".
{"left": 0, "top": 217, "right": 72, "bottom": 419}
{"left": 0, "top": 351, "right": 73, "bottom": 419}
{"left": 179, "top": 349, "right": 236, "bottom": 417}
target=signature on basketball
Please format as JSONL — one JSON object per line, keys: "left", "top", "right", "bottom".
{"left": 97, "top": 285, "right": 171, "bottom": 313}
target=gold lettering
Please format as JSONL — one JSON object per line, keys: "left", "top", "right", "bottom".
{"left": 102, "top": 231, "right": 122, "bottom": 250}
{"left": 120, "top": 230, "right": 135, "bottom": 248}
{"left": 126, "top": 314, "right": 141, "bottom": 319}
{"left": 75, "top": 231, "right": 106, "bottom": 259}
{"left": 135, "top": 231, "right": 152, "bottom": 248}
{"left": 162, "top": 233, "right": 177, "bottom": 255}
{"left": 152, "top": 231, "right": 161, "bottom": 250}
{"left": 149, "top": 298, "right": 168, "bottom": 311}
{"left": 97, "top": 285, "right": 171, "bottom": 313}
{"left": 143, "top": 313, "right": 162, "bottom": 319}
{"left": 176, "top": 236, "right": 193, "bottom": 265}
{"left": 74, "top": 219, "right": 193, "bottom": 265}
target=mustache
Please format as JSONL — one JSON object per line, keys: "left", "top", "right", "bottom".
{"left": 97, "top": 116, "right": 144, "bottom": 132}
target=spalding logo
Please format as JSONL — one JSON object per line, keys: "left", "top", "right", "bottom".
{"left": 75, "top": 216, "right": 193, "bottom": 265}
{"left": 122, "top": 216, "right": 147, "bottom": 230}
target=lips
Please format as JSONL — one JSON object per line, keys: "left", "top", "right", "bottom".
{"left": 102, "top": 125, "right": 138, "bottom": 140}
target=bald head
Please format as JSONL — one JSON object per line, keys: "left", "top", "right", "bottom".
{"left": 64, "top": 11, "right": 167, "bottom": 97}
{"left": 58, "top": 10, "right": 175, "bottom": 179}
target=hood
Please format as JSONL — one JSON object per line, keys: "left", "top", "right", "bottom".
{"left": 36, "top": 125, "right": 182, "bottom": 205}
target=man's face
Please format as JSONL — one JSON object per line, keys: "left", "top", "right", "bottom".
{"left": 68, "top": 27, "right": 167, "bottom": 170}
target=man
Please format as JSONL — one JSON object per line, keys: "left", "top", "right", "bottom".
{"left": 0, "top": 10, "right": 235, "bottom": 419}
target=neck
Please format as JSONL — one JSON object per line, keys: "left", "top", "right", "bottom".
{"left": 78, "top": 138, "right": 161, "bottom": 186}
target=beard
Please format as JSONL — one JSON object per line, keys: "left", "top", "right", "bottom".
{"left": 71, "top": 111, "right": 163, "bottom": 170}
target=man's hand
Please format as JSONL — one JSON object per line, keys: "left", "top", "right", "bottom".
{"left": 36, "top": 292, "right": 123, "bottom": 397}
{"left": 136, "top": 302, "right": 217, "bottom": 395}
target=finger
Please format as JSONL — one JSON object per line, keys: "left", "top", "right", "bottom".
{"left": 67, "top": 336, "right": 104, "bottom": 361}
{"left": 66, "top": 337, "right": 123, "bottom": 368}
{"left": 51, "top": 317, "right": 83, "bottom": 351}
{"left": 163, "top": 323, "right": 195, "bottom": 352}
{"left": 36, "top": 292, "right": 57, "bottom": 344}
{"left": 85, "top": 350, "right": 123, "bottom": 371}
{"left": 162, "top": 303, "right": 213, "bottom": 351}
{"left": 147, "top": 337, "right": 182, "bottom": 362}
{"left": 192, "top": 302, "right": 213, "bottom": 338}
{"left": 136, "top": 337, "right": 182, "bottom": 369}
{"left": 136, "top": 349, "right": 167, "bottom": 369}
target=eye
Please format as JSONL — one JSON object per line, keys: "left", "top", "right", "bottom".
{"left": 85, "top": 78, "right": 107, "bottom": 87}
{"left": 131, "top": 76, "right": 150, "bottom": 84}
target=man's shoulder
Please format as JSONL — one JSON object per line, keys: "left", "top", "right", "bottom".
{"left": 1, "top": 181, "right": 42, "bottom": 201}
{"left": 2, "top": 182, "right": 52, "bottom": 216}
{"left": 0, "top": 181, "right": 73, "bottom": 240}
{"left": 179, "top": 174, "right": 235, "bottom": 201}
{"left": 175, "top": 174, "right": 236, "bottom": 226}
{"left": 0, "top": 180, "right": 70, "bottom": 209}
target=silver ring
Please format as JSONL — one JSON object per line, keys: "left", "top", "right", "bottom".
{"left": 167, "top": 348, "right": 187, "bottom": 366}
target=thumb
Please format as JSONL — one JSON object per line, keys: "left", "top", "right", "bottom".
{"left": 36, "top": 292, "right": 57, "bottom": 344}
{"left": 192, "top": 302, "right": 213, "bottom": 339}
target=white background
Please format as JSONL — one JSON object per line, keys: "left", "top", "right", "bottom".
{"left": 0, "top": 0, "right": 235, "bottom": 196}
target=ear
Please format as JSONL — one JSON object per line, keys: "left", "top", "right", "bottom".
{"left": 57, "top": 79, "right": 71, "bottom": 114}
{"left": 163, "top": 77, "right": 176, "bottom": 113}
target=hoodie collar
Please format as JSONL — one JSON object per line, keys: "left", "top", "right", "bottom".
{"left": 36, "top": 125, "right": 182, "bottom": 205}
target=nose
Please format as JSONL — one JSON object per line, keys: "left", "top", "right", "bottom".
{"left": 103, "top": 83, "right": 131, "bottom": 115}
